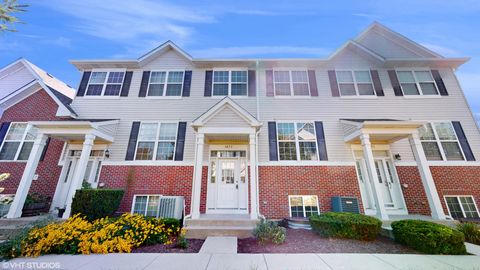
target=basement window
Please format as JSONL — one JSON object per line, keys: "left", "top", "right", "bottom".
{"left": 445, "top": 196, "right": 479, "bottom": 219}
{"left": 132, "top": 195, "right": 161, "bottom": 217}
{"left": 289, "top": 195, "right": 319, "bottom": 218}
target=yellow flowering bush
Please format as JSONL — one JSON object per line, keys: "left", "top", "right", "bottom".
{"left": 20, "top": 214, "right": 180, "bottom": 257}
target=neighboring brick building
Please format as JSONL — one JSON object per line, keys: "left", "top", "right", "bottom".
{"left": 2, "top": 23, "right": 480, "bottom": 237}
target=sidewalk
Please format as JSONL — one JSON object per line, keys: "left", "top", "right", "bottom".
{"left": 3, "top": 253, "right": 480, "bottom": 270}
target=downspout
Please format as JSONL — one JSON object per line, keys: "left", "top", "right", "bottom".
{"left": 255, "top": 60, "right": 264, "bottom": 219}
{"left": 185, "top": 129, "right": 197, "bottom": 222}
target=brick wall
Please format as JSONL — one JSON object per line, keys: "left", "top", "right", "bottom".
{"left": 0, "top": 89, "right": 66, "bottom": 199}
{"left": 258, "top": 166, "right": 362, "bottom": 219}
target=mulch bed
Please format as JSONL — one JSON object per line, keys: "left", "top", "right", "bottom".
{"left": 238, "top": 228, "right": 418, "bottom": 254}
{"left": 133, "top": 239, "right": 205, "bottom": 253}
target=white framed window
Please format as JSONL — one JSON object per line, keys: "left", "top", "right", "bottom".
{"left": 212, "top": 70, "right": 248, "bottom": 96}
{"left": 132, "top": 195, "right": 162, "bottom": 217}
{"left": 86, "top": 71, "right": 125, "bottom": 96}
{"left": 273, "top": 70, "right": 310, "bottom": 96}
{"left": 277, "top": 122, "right": 318, "bottom": 161}
{"left": 445, "top": 196, "right": 479, "bottom": 219}
{"left": 396, "top": 70, "right": 439, "bottom": 96}
{"left": 336, "top": 70, "right": 375, "bottom": 96}
{"left": 289, "top": 195, "right": 320, "bottom": 218}
{"left": 134, "top": 122, "right": 178, "bottom": 161}
{"left": 419, "top": 122, "right": 464, "bottom": 161}
{"left": 0, "top": 123, "right": 38, "bottom": 161}
{"left": 147, "top": 71, "right": 185, "bottom": 97}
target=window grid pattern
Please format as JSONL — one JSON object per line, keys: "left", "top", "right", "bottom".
{"left": 273, "top": 70, "right": 310, "bottom": 96}
{"left": 0, "top": 123, "right": 38, "bottom": 161}
{"left": 419, "top": 122, "right": 464, "bottom": 161}
{"left": 289, "top": 195, "right": 319, "bottom": 218}
{"left": 445, "top": 196, "right": 480, "bottom": 219}
{"left": 212, "top": 70, "right": 248, "bottom": 96}
{"left": 277, "top": 122, "right": 318, "bottom": 161}
{"left": 134, "top": 122, "right": 178, "bottom": 161}
{"left": 336, "top": 70, "right": 375, "bottom": 96}
{"left": 396, "top": 70, "right": 439, "bottom": 96}
{"left": 86, "top": 71, "right": 125, "bottom": 96}
{"left": 147, "top": 71, "right": 185, "bottom": 97}
{"left": 132, "top": 195, "right": 161, "bottom": 217}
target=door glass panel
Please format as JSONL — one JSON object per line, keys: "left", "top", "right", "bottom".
{"left": 240, "top": 160, "right": 246, "bottom": 183}
{"left": 385, "top": 160, "right": 395, "bottom": 183}
{"left": 221, "top": 161, "right": 235, "bottom": 184}
{"left": 355, "top": 161, "right": 364, "bottom": 183}
{"left": 64, "top": 161, "right": 73, "bottom": 183}
{"left": 84, "top": 161, "right": 93, "bottom": 182}
{"left": 374, "top": 161, "right": 383, "bottom": 183}
{"left": 94, "top": 161, "right": 102, "bottom": 183}
{"left": 210, "top": 160, "right": 216, "bottom": 183}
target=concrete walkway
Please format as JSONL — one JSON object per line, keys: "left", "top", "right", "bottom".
{"left": 3, "top": 253, "right": 480, "bottom": 270}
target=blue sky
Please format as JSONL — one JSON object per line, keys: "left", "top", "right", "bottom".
{"left": 1, "top": 0, "right": 479, "bottom": 121}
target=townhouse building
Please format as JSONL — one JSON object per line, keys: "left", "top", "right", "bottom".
{"left": 1, "top": 23, "right": 479, "bottom": 236}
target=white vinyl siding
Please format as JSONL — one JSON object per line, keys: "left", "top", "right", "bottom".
{"left": 0, "top": 123, "right": 37, "bottom": 161}
{"left": 212, "top": 70, "right": 248, "bottom": 97}
{"left": 86, "top": 71, "right": 125, "bottom": 96}
{"left": 273, "top": 70, "right": 310, "bottom": 96}
{"left": 134, "top": 122, "right": 178, "bottom": 161}
{"left": 147, "top": 71, "right": 184, "bottom": 97}
{"left": 396, "top": 70, "right": 439, "bottom": 96}
{"left": 445, "top": 196, "right": 479, "bottom": 219}
{"left": 289, "top": 195, "right": 320, "bottom": 218}
{"left": 419, "top": 122, "right": 464, "bottom": 161}
{"left": 336, "top": 70, "right": 375, "bottom": 96}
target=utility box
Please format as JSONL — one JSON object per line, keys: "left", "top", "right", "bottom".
{"left": 331, "top": 196, "right": 360, "bottom": 213}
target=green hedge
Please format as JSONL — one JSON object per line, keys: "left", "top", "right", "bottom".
{"left": 457, "top": 222, "right": 480, "bottom": 245}
{"left": 309, "top": 212, "right": 381, "bottom": 241}
{"left": 71, "top": 189, "right": 124, "bottom": 220}
{"left": 391, "top": 220, "right": 467, "bottom": 255}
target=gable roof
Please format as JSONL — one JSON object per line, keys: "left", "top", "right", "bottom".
{"left": 0, "top": 58, "right": 77, "bottom": 117}
{"left": 138, "top": 40, "right": 193, "bottom": 64}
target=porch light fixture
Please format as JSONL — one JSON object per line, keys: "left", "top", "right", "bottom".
{"left": 394, "top": 153, "right": 401, "bottom": 160}
{"left": 104, "top": 149, "right": 110, "bottom": 158}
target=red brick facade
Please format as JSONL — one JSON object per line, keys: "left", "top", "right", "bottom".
{"left": 0, "top": 89, "right": 66, "bottom": 199}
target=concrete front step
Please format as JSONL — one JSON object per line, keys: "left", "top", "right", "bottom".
{"left": 185, "top": 225, "right": 254, "bottom": 239}
{"left": 185, "top": 218, "right": 257, "bottom": 227}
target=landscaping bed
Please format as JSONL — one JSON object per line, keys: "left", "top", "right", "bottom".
{"left": 133, "top": 239, "right": 204, "bottom": 253}
{"left": 238, "top": 228, "right": 417, "bottom": 254}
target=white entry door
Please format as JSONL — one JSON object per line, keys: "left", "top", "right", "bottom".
{"left": 374, "top": 159, "right": 397, "bottom": 208}
{"left": 216, "top": 159, "right": 238, "bottom": 208}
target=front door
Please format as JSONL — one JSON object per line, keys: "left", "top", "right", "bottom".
{"left": 374, "top": 159, "right": 396, "bottom": 208}
{"left": 207, "top": 150, "right": 248, "bottom": 213}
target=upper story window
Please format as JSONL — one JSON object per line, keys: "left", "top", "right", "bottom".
{"left": 397, "top": 70, "right": 438, "bottom": 96}
{"left": 277, "top": 122, "right": 318, "bottom": 161}
{"left": 86, "top": 71, "right": 125, "bottom": 96}
{"left": 336, "top": 70, "right": 375, "bottom": 96}
{"left": 0, "top": 123, "right": 38, "bottom": 161}
{"left": 212, "top": 70, "right": 248, "bottom": 96}
{"left": 274, "top": 70, "right": 310, "bottom": 96}
{"left": 148, "top": 71, "right": 185, "bottom": 97}
{"left": 135, "top": 122, "right": 178, "bottom": 161}
{"left": 419, "top": 122, "right": 464, "bottom": 161}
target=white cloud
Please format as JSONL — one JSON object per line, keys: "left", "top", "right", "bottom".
{"left": 419, "top": 43, "right": 462, "bottom": 57}
{"left": 43, "top": 37, "right": 73, "bottom": 48}
{"left": 190, "top": 46, "right": 331, "bottom": 58}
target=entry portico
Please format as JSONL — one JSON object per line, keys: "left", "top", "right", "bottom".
{"left": 190, "top": 98, "right": 262, "bottom": 220}
{"left": 342, "top": 119, "right": 447, "bottom": 220}
{"left": 6, "top": 120, "right": 118, "bottom": 219}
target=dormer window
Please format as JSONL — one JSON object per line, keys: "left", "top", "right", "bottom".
{"left": 86, "top": 71, "right": 125, "bottom": 96}
{"left": 212, "top": 70, "right": 248, "bottom": 97}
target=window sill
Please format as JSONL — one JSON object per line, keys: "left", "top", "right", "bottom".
{"left": 0, "top": 160, "right": 27, "bottom": 163}
{"left": 211, "top": 95, "right": 250, "bottom": 99}
{"left": 144, "top": 96, "right": 183, "bottom": 100}
{"left": 273, "top": 95, "right": 312, "bottom": 99}
{"left": 81, "top": 96, "right": 121, "bottom": 99}
{"left": 339, "top": 96, "right": 378, "bottom": 99}
{"left": 402, "top": 95, "right": 441, "bottom": 99}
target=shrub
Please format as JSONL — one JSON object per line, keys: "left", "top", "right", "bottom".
{"left": 176, "top": 228, "right": 188, "bottom": 249}
{"left": 457, "top": 222, "right": 480, "bottom": 245}
{"left": 19, "top": 214, "right": 180, "bottom": 257}
{"left": 309, "top": 212, "right": 381, "bottom": 241}
{"left": 71, "top": 189, "right": 124, "bottom": 220}
{"left": 253, "top": 219, "right": 286, "bottom": 245}
{"left": 391, "top": 220, "right": 466, "bottom": 255}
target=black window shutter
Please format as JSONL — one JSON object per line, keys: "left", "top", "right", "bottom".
{"left": 125, "top": 122, "right": 141, "bottom": 160}
{"left": 77, "top": 71, "right": 91, "bottom": 97}
{"left": 40, "top": 137, "right": 51, "bottom": 161}
{"left": 120, "top": 71, "right": 133, "bottom": 97}
{"left": 182, "top": 71, "right": 192, "bottom": 97}
{"left": 248, "top": 70, "right": 256, "bottom": 97}
{"left": 388, "top": 70, "right": 403, "bottom": 96}
{"left": 308, "top": 70, "right": 318, "bottom": 96}
{"left": 0, "top": 122, "right": 11, "bottom": 146}
{"left": 431, "top": 70, "right": 448, "bottom": 96}
{"left": 327, "top": 70, "right": 340, "bottom": 97}
{"left": 204, "top": 70, "right": 213, "bottom": 97}
{"left": 315, "top": 121, "right": 328, "bottom": 160}
{"left": 139, "top": 71, "right": 150, "bottom": 97}
{"left": 266, "top": 70, "right": 274, "bottom": 97}
{"left": 452, "top": 121, "right": 475, "bottom": 161}
{"left": 370, "top": 70, "right": 384, "bottom": 96}
{"left": 174, "top": 122, "right": 187, "bottom": 161}
{"left": 268, "top": 122, "right": 278, "bottom": 161}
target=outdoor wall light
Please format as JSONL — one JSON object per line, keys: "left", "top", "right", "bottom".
{"left": 104, "top": 149, "right": 110, "bottom": 158}
{"left": 394, "top": 153, "right": 401, "bottom": 160}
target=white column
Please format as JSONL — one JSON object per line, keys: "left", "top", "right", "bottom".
{"left": 62, "top": 134, "right": 95, "bottom": 218}
{"left": 249, "top": 134, "right": 258, "bottom": 219}
{"left": 7, "top": 134, "right": 48, "bottom": 218}
{"left": 191, "top": 133, "right": 204, "bottom": 219}
{"left": 409, "top": 133, "right": 446, "bottom": 220}
{"left": 360, "top": 134, "right": 389, "bottom": 220}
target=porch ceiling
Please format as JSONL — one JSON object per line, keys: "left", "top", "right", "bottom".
{"left": 29, "top": 120, "right": 119, "bottom": 143}
{"left": 205, "top": 134, "right": 249, "bottom": 143}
